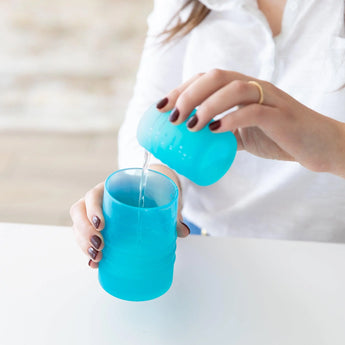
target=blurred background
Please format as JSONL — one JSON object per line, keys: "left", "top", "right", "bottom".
{"left": 0, "top": 0, "right": 152, "bottom": 225}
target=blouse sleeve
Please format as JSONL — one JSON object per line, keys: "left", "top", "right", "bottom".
{"left": 118, "top": 0, "right": 190, "bottom": 169}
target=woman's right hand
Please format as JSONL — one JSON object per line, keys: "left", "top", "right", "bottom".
{"left": 70, "top": 168, "right": 190, "bottom": 269}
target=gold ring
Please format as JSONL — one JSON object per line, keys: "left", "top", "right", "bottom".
{"left": 248, "top": 80, "right": 264, "bottom": 104}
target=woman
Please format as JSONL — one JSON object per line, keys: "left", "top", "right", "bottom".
{"left": 70, "top": 0, "right": 345, "bottom": 268}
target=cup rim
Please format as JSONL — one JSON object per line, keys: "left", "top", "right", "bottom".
{"left": 104, "top": 168, "right": 179, "bottom": 210}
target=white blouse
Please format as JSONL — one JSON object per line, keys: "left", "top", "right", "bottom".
{"left": 118, "top": 0, "right": 345, "bottom": 242}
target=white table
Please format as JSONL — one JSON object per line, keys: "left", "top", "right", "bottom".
{"left": 1, "top": 223, "right": 344, "bottom": 345}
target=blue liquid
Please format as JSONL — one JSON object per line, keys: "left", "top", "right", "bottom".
{"left": 99, "top": 169, "right": 178, "bottom": 301}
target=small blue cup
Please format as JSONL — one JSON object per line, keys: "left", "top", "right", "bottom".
{"left": 137, "top": 104, "right": 237, "bottom": 186}
{"left": 98, "top": 168, "right": 178, "bottom": 301}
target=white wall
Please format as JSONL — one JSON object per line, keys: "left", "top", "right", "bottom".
{"left": 0, "top": 0, "right": 152, "bottom": 132}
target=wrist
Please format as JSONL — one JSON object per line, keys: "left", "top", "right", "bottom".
{"left": 331, "top": 121, "right": 345, "bottom": 179}
{"left": 338, "top": 123, "right": 345, "bottom": 179}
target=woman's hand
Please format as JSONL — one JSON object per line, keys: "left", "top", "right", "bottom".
{"left": 70, "top": 168, "right": 189, "bottom": 268}
{"left": 70, "top": 182, "right": 105, "bottom": 269}
{"left": 156, "top": 69, "right": 345, "bottom": 178}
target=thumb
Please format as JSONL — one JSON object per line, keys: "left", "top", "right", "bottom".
{"left": 176, "top": 217, "right": 190, "bottom": 238}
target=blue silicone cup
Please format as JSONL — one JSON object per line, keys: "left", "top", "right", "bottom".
{"left": 137, "top": 104, "right": 237, "bottom": 186}
{"left": 98, "top": 168, "right": 178, "bottom": 302}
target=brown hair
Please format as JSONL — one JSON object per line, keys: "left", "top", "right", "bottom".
{"left": 160, "top": 1, "right": 210, "bottom": 43}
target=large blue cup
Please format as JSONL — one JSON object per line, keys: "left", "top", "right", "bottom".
{"left": 98, "top": 168, "right": 178, "bottom": 301}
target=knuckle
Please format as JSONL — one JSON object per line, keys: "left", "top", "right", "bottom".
{"left": 208, "top": 68, "right": 224, "bottom": 81}
{"left": 199, "top": 102, "right": 215, "bottom": 116}
{"left": 195, "top": 72, "right": 204, "bottom": 79}
{"left": 73, "top": 226, "right": 94, "bottom": 255}
{"left": 177, "top": 90, "right": 193, "bottom": 106}
{"left": 172, "top": 83, "right": 185, "bottom": 96}
{"left": 251, "top": 103, "right": 263, "bottom": 113}
{"left": 166, "top": 88, "right": 180, "bottom": 102}
{"left": 95, "top": 181, "right": 105, "bottom": 191}
{"left": 251, "top": 104, "right": 265, "bottom": 118}
{"left": 261, "top": 80, "right": 282, "bottom": 99}
{"left": 80, "top": 229, "right": 92, "bottom": 247}
{"left": 69, "top": 199, "right": 83, "bottom": 218}
{"left": 278, "top": 102, "right": 291, "bottom": 117}
{"left": 85, "top": 188, "right": 98, "bottom": 204}
{"left": 231, "top": 79, "right": 249, "bottom": 94}
{"left": 73, "top": 226, "right": 85, "bottom": 247}
{"left": 261, "top": 80, "right": 274, "bottom": 92}
{"left": 84, "top": 189, "right": 93, "bottom": 201}
{"left": 85, "top": 183, "right": 104, "bottom": 205}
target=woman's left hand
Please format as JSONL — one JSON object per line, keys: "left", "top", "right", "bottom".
{"left": 156, "top": 69, "right": 345, "bottom": 178}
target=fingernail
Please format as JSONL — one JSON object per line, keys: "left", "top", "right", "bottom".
{"left": 92, "top": 216, "right": 100, "bottom": 229}
{"left": 90, "top": 235, "right": 102, "bottom": 250}
{"left": 88, "top": 259, "right": 92, "bottom": 266}
{"left": 187, "top": 115, "right": 198, "bottom": 129}
{"left": 156, "top": 97, "right": 168, "bottom": 109}
{"left": 88, "top": 247, "right": 98, "bottom": 260}
{"left": 181, "top": 221, "right": 190, "bottom": 234}
{"left": 169, "top": 108, "right": 179, "bottom": 122}
{"left": 209, "top": 120, "right": 221, "bottom": 131}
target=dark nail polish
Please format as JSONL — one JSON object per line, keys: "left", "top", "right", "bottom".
{"left": 187, "top": 115, "right": 198, "bottom": 129}
{"left": 88, "top": 259, "right": 92, "bottom": 266}
{"left": 92, "top": 216, "right": 100, "bottom": 229}
{"left": 156, "top": 97, "right": 168, "bottom": 109}
{"left": 181, "top": 221, "right": 190, "bottom": 234}
{"left": 88, "top": 247, "right": 98, "bottom": 260}
{"left": 209, "top": 120, "right": 221, "bottom": 131}
{"left": 90, "top": 235, "right": 102, "bottom": 250}
{"left": 169, "top": 108, "right": 179, "bottom": 122}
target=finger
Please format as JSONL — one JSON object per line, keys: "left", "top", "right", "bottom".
{"left": 74, "top": 225, "right": 104, "bottom": 263}
{"left": 172, "top": 69, "right": 239, "bottom": 125}
{"left": 188, "top": 80, "right": 277, "bottom": 131}
{"left": 84, "top": 182, "right": 105, "bottom": 231}
{"left": 208, "top": 103, "right": 278, "bottom": 133}
{"left": 172, "top": 69, "right": 252, "bottom": 126}
{"left": 233, "top": 128, "right": 244, "bottom": 151}
{"left": 156, "top": 72, "right": 205, "bottom": 112}
{"left": 177, "top": 219, "right": 190, "bottom": 238}
{"left": 74, "top": 227, "right": 104, "bottom": 263}
{"left": 70, "top": 199, "right": 105, "bottom": 255}
{"left": 88, "top": 259, "right": 99, "bottom": 269}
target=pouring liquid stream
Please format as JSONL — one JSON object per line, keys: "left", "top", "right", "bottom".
{"left": 137, "top": 150, "right": 151, "bottom": 244}
{"left": 139, "top": 150, "right": 151, "bottom": 208}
